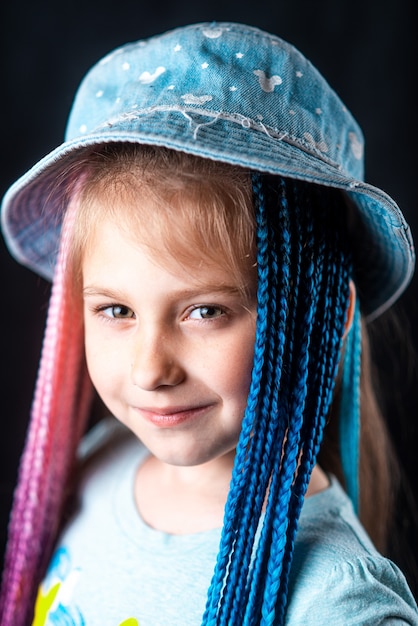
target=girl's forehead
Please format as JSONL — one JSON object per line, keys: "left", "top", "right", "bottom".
{"left": 84, "top": 209, "right": 257, "bottom": 296}
{"left": 80, "top": 194, "right": 257, "bottom": 298}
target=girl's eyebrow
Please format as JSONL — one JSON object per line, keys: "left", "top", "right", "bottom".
{"left": 82, "top": 284, "right": 247, "bottom": 299}
{"left": 168, "top": 285, "right": 246, "bottom": 298}
{"left": 83, "top": 286, "right": 125, "bottom": 298}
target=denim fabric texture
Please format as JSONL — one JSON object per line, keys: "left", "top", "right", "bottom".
{"left": 1, "top": 22, "right": 414, "bottom": 318}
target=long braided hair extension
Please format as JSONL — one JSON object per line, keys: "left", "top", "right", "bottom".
{"left": 0, "top": 192, "right": 93, "bottom": 626}
{"left": 203, "top": 174, "right": 353, "bottom": 625}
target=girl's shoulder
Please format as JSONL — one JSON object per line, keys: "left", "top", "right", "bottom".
{"left": 287, "top": 477, "right": 418, "bottom": 624}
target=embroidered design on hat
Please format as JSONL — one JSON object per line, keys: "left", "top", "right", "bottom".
{"left": 303, "top": 132, "right": 329, "bottom": 154}
{"left": 253, "top": 69, "right": 283, "bottom": 93}
{"left": 138, "top": 67, "right": 166, "bottom": 84}
{"left": 181, "top": 94, "right": 213, "bottom": 105}
{"left": 348, "top": 132, "right": 364, "bottom": 160}
{"left": 202, "top": 27, "right": 224, "bottom": 38}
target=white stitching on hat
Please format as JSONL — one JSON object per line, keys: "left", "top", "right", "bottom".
{"left": 97, "top": 105, "right": 343, "bottom": 167}
{"left": 190, "top": 112, "right": 222, "bottom": 139}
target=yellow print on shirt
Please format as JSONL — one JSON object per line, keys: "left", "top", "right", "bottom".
{"left": 32, "top": 547, "right": 140, "bottom": 626}
{"left": 32, "top": 582, "right": 61, "bottom": 625}
{"left": 33, "top": 573, "right": 84, "bottom": 626}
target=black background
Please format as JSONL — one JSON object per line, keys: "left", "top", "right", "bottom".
{"left": 1, "top": 0, "right": 417, "bottom": 598}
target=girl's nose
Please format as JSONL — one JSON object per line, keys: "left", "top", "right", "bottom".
{"left": 130, "top": 332, "right": 185, "bottom": 390}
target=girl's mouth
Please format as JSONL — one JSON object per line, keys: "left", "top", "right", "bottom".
{"left": 134, "top": 404, "right": 213, "bottom": 427}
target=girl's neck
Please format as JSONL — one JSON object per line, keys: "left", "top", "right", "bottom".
{"left": 134, "top": 453, "right": 234, "bottom": 534}
{"left": 134, "top": 454, "right": 329, "bottom": 535}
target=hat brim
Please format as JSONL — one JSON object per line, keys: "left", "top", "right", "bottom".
{"left": 1, "top": 111, "right": 415, "bottom": 320}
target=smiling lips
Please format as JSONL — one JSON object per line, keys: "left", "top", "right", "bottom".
{"left": 135, "top": 404, "right": 214, "bottom": 427}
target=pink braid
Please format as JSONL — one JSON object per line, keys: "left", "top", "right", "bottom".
{"left": 0, "top": 192, "right": 93, "bottom": 625}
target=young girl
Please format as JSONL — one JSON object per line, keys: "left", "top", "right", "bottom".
{"left": 1, "top": 22, "right": 417, "bottom": 625}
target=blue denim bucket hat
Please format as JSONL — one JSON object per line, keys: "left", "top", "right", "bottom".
{"left": 1, "top": 21, "right": 414, "bottom": 318}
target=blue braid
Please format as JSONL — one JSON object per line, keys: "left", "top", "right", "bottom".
{"left": 203, "top": 174, "right": 272, "bottom": 625}
{"left": 219, "top": 175, "right": 282, "bottom": 624}
{"left": 339, "top": 298, "right": 362, "bottom": 513}
{"left": 201, "top": 176, "right": 353, "bottom": 626}
{"left": 276, "top": 187, "right": 352, "bottom": 621}
{"left": 244, "top": 179, "right": 293, "bottom": 622}
{"left": 272, "top": 186, "right": 320, "bottom": 620}
{"left": 257, "top": 195, "right": 311, "bottom": 624}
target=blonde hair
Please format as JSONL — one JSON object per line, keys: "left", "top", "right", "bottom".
{"left": 66, "top": 143, "right": 256, "bottom": 301}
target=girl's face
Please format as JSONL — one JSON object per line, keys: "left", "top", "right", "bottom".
{"left": 82, "top": 198, "right": 257, "bottom": 469}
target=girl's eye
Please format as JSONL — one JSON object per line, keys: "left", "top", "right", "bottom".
{"left": 101, "top": 304, "right": 135, "bottom": 319}
{"left": 189, "top": 305, "right": 224, "bottom": 320}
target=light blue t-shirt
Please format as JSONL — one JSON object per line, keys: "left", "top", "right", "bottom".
{"left": 34, "top": 420, "right": 418, "bottom": 625}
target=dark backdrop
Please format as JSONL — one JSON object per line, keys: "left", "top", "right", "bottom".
{"left": 1, "top": 0, "right": 417, "bottom": 597}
